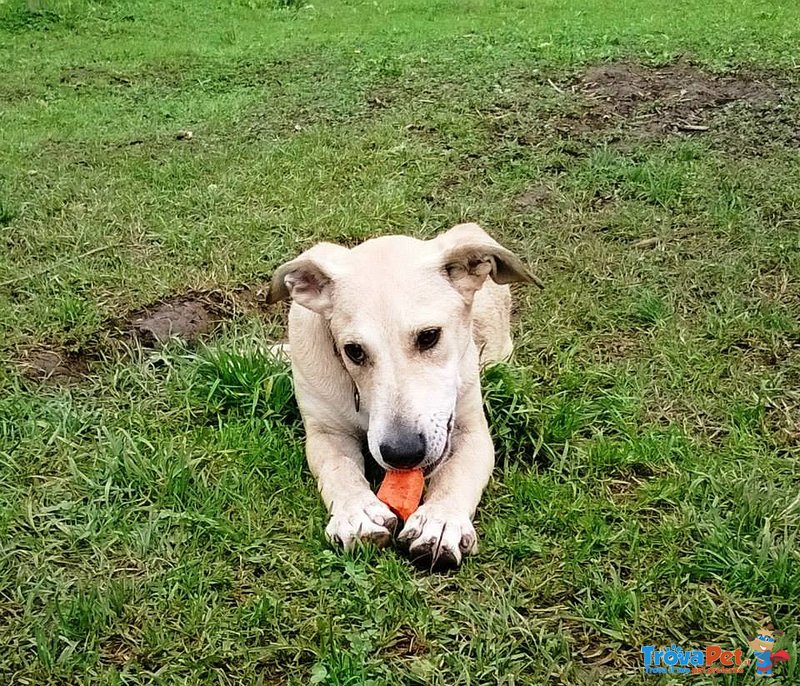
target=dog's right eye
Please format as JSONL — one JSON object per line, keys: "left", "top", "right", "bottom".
{"left": 343, "top": 343, "right": 367, "bottom": 365}
{"left": 416, "top": 328, "right": 441, "bottom": 351}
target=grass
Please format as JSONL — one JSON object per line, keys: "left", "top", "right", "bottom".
{"left": 1, "top": 0, "right": 799, "bottom": 683}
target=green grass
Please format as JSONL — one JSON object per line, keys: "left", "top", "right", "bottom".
{"left": 1, "top": 0, "right": 799, "bottom": 683}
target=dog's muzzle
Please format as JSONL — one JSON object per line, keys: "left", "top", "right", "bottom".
{"left": 372, "top": 412, "right": 455, "bottom": 473}
{"left": 423, "top": 412, "right": 455, "bottom": 475}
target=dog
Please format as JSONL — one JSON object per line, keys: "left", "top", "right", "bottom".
{"left": 268, "top": 223, "right": 540, "bottom": 568}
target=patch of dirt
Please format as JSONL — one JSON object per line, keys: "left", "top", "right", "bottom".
{"left": 231, "top": 282, "right": 274, "bottom": 313}
{"left": 365, "top": 86, "right": 398, "bottom": 110}
{"left": 644, "top": 392, "right": 729, "bottom": 445}
{"left": 59, "top": 66, "right": 134, "bottom": 89}
{"left": 125, "top": 291, "right": 233, "bottom": 347}
{"left": 554, "top": 59, "right": 793, "bottom": 146}
{"left": 606, "top": 476, "right": 643, "bottom": 501}
{"left": 99, "top": 634, "right": 136, "bottom": 666}
{"left": 516, "top": 184, "right": 554, "bottom": 210}
{"left": 14, "top": 287, "right": 277, "bottom": 384}
{"left": 584, "top": 60, "right": 776, "bottom": 113}
{"left": 763, "top": 394, "right": 800, "bottom": 450}
{"left": 378, "top": 628, "right": 429, "bottom": 658}
{"left": 561, "top": 621, "right": 640, "bottom": 675}
{"left": 17, "top": 348, "right": 90, "bottom": 384}
{"left": 722, "top": 334, "right": 784, "bottom": 368}
{"left": 591, "top": 333, "right": 645, "bottom": 362}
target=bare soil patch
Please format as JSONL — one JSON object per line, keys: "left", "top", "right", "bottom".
{"left": 582, "top": 60, "right": 776, "bottom": 115}
{"left": 515, "top": 184, "right": 554, "bottom": 211}
{"left": 605, "top": 475, "right": 645, "bottom": 501}
{"left": 513, "top": 59, "right": 796, "bottom": 209}
{"left": 765, "top": 399, "right": 800, "bottom": 450}
{"left": 555, "top": 59, "right": 792, "bottom": 144}
{"left": 125, "top": 291, "right": 233, "bottom": 347}
{"left": 18, "top": 348, "right": 90, "bottom": 384}
{"left": 13, "top": 287, "right": 275, "bottom": 384}
{"left": 99, "top": 634, "right": 136, "bottom": 667}
{"left": 378, "top": 627, "right": 429, "bottom": 658}
{"left": 60, "top": 66, "right": 134, "bottom": 89}
{"left": 563, "top": 621, "right": 640, "bottom": 674}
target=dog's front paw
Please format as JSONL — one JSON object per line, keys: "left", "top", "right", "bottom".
{"left": 398, "top": 504, "right": 478, "bottom": 570}
{"left": 326, "top": 497, "right": 398, "bottom": 551}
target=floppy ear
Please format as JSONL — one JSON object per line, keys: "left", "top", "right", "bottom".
{"left": 267, "top": 242, "right": 350, "bottom": 318}
{"left": 435, "top": 223, "right": 543, "bottom": 300}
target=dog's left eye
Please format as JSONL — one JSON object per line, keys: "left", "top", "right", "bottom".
{"left": 343, "top": 343, "right": 367, "bottom": 365}
{"left": 416, "top": 328, "right": 441, "bottom": 351}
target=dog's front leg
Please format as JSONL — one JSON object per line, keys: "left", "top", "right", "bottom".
{"left": 398, "top": 394, "right": 495, "bottom": 569}
{"left": 306, "top": 427, "right": 399, "bottom": 550}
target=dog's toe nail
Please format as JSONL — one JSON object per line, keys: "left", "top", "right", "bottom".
{"left": 333, "top": 534, "right": 343, "bottom": 546}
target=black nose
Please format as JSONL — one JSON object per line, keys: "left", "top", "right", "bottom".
{"left": 380, "top": 431, "right": 427, "bottom": 468}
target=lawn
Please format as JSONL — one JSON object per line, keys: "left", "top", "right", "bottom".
{"left": 1, "top": 0, "right": 799, "bottom": 683}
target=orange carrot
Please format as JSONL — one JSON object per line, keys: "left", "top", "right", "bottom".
{"left": 377, "top": 468, "right": 424, "bottom": 522}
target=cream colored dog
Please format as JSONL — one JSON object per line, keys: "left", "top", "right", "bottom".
{"left": 268, "top": 223, "right": 539, "bottom": 568}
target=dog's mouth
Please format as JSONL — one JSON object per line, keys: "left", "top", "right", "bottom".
{"left": 423, "top": 412, "right": 454, "bottom": 476}
{"left": 370, "top": 413, "right": 455, "bottom": 475}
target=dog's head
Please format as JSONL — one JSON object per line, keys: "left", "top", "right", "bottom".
{"left": 269, "top": 223, "right": 538, "bottom": 471}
